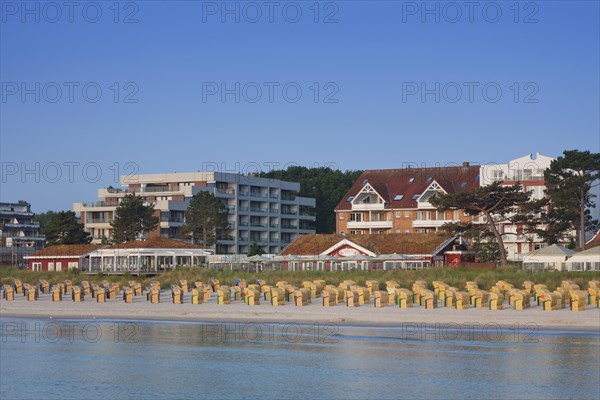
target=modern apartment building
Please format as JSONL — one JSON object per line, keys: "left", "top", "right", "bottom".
{"left": 480, "top": 152, "right": 555, "bottom": 261}
{"left": 73, "top": 172, "right": 316, "bottom": 255}
{"left": 0, "top": 201, "right": 45, "bottom": 265}
{"left": 335, "top": 163, "right": 480, "bottom": 235}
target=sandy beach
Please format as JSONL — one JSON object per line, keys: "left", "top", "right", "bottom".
{"left": 2, "top": 291, "right": 599, "bottom": 332}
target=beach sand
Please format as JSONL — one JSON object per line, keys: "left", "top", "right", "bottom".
{"left": 2, "top": 291, "right": 599, "bottom": 332}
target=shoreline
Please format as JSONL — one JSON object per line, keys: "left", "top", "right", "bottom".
{"left": 2, "top": 292, "right": 599, "bottom": 333}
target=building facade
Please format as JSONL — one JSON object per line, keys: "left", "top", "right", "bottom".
{"left": 480, "top": 152, "right": 555, "bottom": 261}
{"left": 335, "top": 163, "right": 480, "bottom": 235}
{"left": 73, "top": 172, "right": 316, "bottom": 255}
{"left": 0, "top": 201, "right": 45, "bottom": 266}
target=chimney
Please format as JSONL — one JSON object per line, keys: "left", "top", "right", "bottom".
{"left": 462, "top": 162, "right": 470, "bottom": 167}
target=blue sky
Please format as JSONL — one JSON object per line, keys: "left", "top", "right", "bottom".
{"left": 1, "top": 0, "right": 599, "bottom": 212}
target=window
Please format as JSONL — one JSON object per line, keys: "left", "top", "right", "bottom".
{"left": 412, "top": 194, "right": 420, "bottom": 200}
{"left": 346, "top": 196, "right": 354, "bottom": 202}
{"left": 426, "top": 177, "right": 433, "bottom": 182}
{"left": 396, "top": 212, "right": 401, "bottom": 218}
{"left": 408, "top": 177, "right": 415, "bottom": 183}
{"left": 405, "top": 211, "right": 410, "bottom": 218}
{"left": 405, "top": 230, "right": 410, "bottom": 233}
{"left": 362, "top": 179, "right": 368, "bottom": 184}
{"left": 476, "top": 175, "right": 480, "bottom": 181}
{"left": 339, "top": 214, "right": 345, "bottom": 219}
{"left": 350, "top": 213, "right": 362, "bottom": 222}
{"left": 394, "top": 194, "right": 404, "bottom": 201}
{"left": 460, "top": 182, "right": 467, "bottom": 188}
{"left": 68, "top": 262, "right": 78, "bottom": 269}
{"left": 32, "top": 262, "right": 41, "bottom": 271}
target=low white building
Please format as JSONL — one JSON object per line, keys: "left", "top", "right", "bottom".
{"left": 567, "top": 246, "right": 600, "bottom": 271}
{"left": 522, "top": 244, "right": 575, "bottom": 272}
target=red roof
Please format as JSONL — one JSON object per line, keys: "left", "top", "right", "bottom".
{"left": 28, "top": 244, "right": 98, "bottom": 258}
{"left": 586, "top": 230, "right": 600, "bottom": 249}
{"left": 335, "top": 164, "right": 481, "bottom": 211}
{"left": 110, "top": 237, "right": 202, "bottom": 249}
{"left": 280, "top": 233, "right": 455, "bottom": 256}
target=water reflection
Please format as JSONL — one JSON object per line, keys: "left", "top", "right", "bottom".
{"left": 1, "top": 318, "right": 598, "bottom": 400}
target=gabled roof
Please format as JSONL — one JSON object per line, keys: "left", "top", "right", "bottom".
{"left": 280, "top": 233, "right": 457, "bottom": 256}
{"left": 27, "top": 244, "right": 99, "bottom": 258}
{"left": 522, "top": 244, "right": 576, "bottom": 263}
{"left": 110, "top": 237, "right": 202, "bottom": 249}
{"left": 569, "top": 245, "right": 600, "bottom": 261}
{"left": 335, "top": 164, "right": 480, "bottom": 211}
{"left": 585, "top": 230, "right": 600, "bottom": 249}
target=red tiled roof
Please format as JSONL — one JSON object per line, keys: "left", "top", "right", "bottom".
{"left": 280, "top": 233, "right": 454, "bottom": 256}
{"left": 335, "top": 165, "right": 481, "bottom": 211}
{"left": 29, "top": 244, "right": 98, "bottom": 258}
{"left": 110, "top": 237, "right": 202, "bottom": 249}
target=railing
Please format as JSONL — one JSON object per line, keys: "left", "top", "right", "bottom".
{"left": 270, "top": 224, "right": 279, "bottom": 228}
{"left": 239, "top": 191, "right": 249, "bottom": 197}
{"left": 250, "top": 207, "right": 268, "bottom": 213}
{"left": 86, "top": 219, "right": 111, "bottom": 224}
{"left": 250, "top": 192, "right": 268, "bottom": 198}
{"left": 281, "top": 225, "right": 298, "bottom": 229}
{"left": 250, "top": 222, "right": 268, "bottom": 227}
{"left": 269, "top": 208, "right": 280, "bottom": 213}
{"left": 217, "top": 188, "right": 236, "bottom": 195}
{"left": 281, "top": 210, "right": 297, "bottom": 215}
{"left": 82, "top": 201, "right": 107, "bottom": 207}
{"left": 269, "top": 194, "right": 279, "bottom": 199}
{"left": 239, "top": 207, "right": 249, "bottom": 212}
{"left": 238, "top": 221, "right": 249, "bottom": 226}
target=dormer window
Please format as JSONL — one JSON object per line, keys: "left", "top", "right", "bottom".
{"left": 460, "top": 182, "right": 467, "bottom": 188}
{"left": 347, "top": 196, "right": 354, "bottom": 202}
{"left": 408, "top": 178, "right": 415, "bottom": 183}
{"left": 426, "top": 177, "right": 433, "bottom": 182}
{"left": 394, "top": 194, "right": 404, "bottom": 201}
{"left": 412, "top": 194, "right": 420, "bottom": 200}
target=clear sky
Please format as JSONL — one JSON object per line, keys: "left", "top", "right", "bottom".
{"left": 1, "top": 0, "right": 599, "bottom": 213}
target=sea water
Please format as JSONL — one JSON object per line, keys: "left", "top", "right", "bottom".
{"left": 0, "top": 317, "right": 598, "bottom": 399}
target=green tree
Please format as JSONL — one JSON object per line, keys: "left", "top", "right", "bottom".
{"left": 180, "top": 191, "right": 229, "bottom": 248}
{"left": 247, "top": 242, "right": 265, "bottom": 257}
{"left": 33, "top": 210, "right": 57, "bottom": 233}
{"left": 431, "top": 182, "right": 539, "bottom": 267}
{"left": 544, "top": 150, "right": 600, "bottom": 248}
{"left": 110, "top": 194, "right": 159, "bottom": 244}
{"left": 260, "top": 166, "right": 363, "bottom": 233}
{"left": 43, "top": 211, "right": 91, "bottom": 245}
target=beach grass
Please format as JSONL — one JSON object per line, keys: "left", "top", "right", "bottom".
{"left": 1, "top": 266, "right": 598, "bottom": 291}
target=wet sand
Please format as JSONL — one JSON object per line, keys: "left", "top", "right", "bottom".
{"left": 2, "top": 291, "right": 599, "bottom": 332}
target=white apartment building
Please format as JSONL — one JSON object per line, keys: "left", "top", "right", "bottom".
{"left": 73, "top": 172, "right": 316, "bottom": 255}
{"left": 480, "top": 152, "right": 555, "bottom": 261}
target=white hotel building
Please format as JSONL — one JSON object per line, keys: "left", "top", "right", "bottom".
{"left": 73, "top": 172, "right": 316, "bottom": 255}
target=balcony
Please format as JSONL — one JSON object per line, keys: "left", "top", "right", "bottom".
{"left": 250, "top": 207, "right": 268, "bottom": 213}
{"left": 412, "top": 219, "right": 453, "bottom": 228}
{"left": 352, "top": 203, "right": 385, "bottom": 211}
{"left": 217, "top": 188, "right": 236, "bottom": 196}
{"left": 281, "top": 210, "right": 297, "bottom": 216}
{"left": 250, "top": 192, "right": 268, "bottom": 198}
{"left": 347, "top": 221, "right": 393, "bottom": 229}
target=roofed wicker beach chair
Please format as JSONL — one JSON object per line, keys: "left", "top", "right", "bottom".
{"left": 13, "top": 279, "right": 24, "bottom": 295}
{"left": 513, "top": 290, "right": 531, "bottom": 310}
{"left": 202, "top": 286, "right": 211, "bottom": 302}
{"left": 339, "top": 280, "right": 356, "bottom": 291}
{"left": 421, "top": 289, "right": 438, "bottom": 309}
{"left": 81, "top": 281, "right": 91, "bottom": 296}
{"left": 38, "top": 280, "right": 50, "bottom": 294}
{"left": 284, "top": 285, "right": 297, "bottom": 303}
{"left": 262, "top": 285, "right": 273, "bottom": 302}
{"left": 171, "top": 285, "right": 184, "bottom": 304}
{"left": 193, "top": 281, "right": 204, "bottom": 290}
{"left": 551, "top": 290, "right": 565, "bottom": 309}
{"left": 302, "top": 281, "right": 319, "bottom": 299}
{"left": 444, "top": 288, "right": 457, "bottom": 308}
{"left": 412, "top": 282, "right": 427, "bottom": 305}
{"left": 432, "top": 281, "right": 449, "bottom": 302}
{"left": 489, "top": 292, "right": 504, "bottom": 310}
{"left": 454, "top": 291, "right": 470, "bottom": 310}
{"left": 191, "top": 288, "right": 203, "bottom": 304}
{"left": 472, "top": 289, "right": 490, "bottom": 308}
{"left": 374, "top": 291, "right": 390, "bottom": 308}
{"left": 91, "top": 283, "right": 100, "bottom": 299}
{"left": 365, "top": 280, "right": 379, "bottom": 294}
{"left": 234, "top": 279, "right": 247, "bottom": 290}
{"left": 385, "top": 280, "right": 400, "bottom": 291}
{"left": 322, "top": 288, "right": 338, "bottom": 306}
{"left": 217, "top": 285, "right": 231, "bottom": 305}
{"left": 179, "top": 280, "right": 189, "bottom": 293}
{"left": 51, "top": 285, "right": 62, "bottom": 302}
{"left": 313, "top": 280, "right": 326, "bottom": 293}
{"left": 397, "top": 288, "right": 413, "bottom": 308}
{"left": 357, "top": 287, "right": 371, "bottom": 305}
{"left": 533, "top": 284, "right": 549, "bottom": 304}
{"left": 95, "top": 286, "right": 106, "bottom": 303}
{"left": 553, "top": 287, "right": 570, "bottom": 307}
{"left": 57, "top": 283, "right": 66, "bottom": 297}
{"left": 64, "top": 280, "right": 73, "bottom": 294}
{"left": 255, "top": 279, "right": 267, "bottom": 289}
{"left": 570, "top": 290, "right": 587, "bottom": 312}
{"left": 346, "top": 289, "right": 360, "bottom": 307}
{"left": 210, "top": 278, "right": 221, "bottom": 293}
{"left": 122, "top": 287, "right": 133, "bottom": 303}
{"left": 23, "top": 284, "right": 38, "bottom": 301}
{"left": 147, "top": 287, "right": 160, "bottom": 304}
{"left": 244, "top": 287, "right": 261, "bottom": 305}
{"left": 294, "top": 288, "right": 310, "bottom": 306}
{"left": 540, "top": 292, "right": 561, "bottom": 311}
{"left": 232, "top": 286, "right": 242, "bottom": 301}
{"left": 106, "top": 284, "right": 119, "bottom": 300}
{"left": 588, "top": 285, "right": 599, "bottom": 306}
{"left": 522, "top": 280, "right": 535, "bottom": 294}
{"left": 130, "top": 282, "right": 143, "bottom": 296}
{"left": 275, "top": 281, "right": 289, "bottom": 289}
{"left": 72, "top": 286, "right": 84, "bottom": 302}
{"left": 3, "top": 284, "right": 14, "bottom": 301}
{"left": 270, "top": 287, "right": 286, "bottom": 306}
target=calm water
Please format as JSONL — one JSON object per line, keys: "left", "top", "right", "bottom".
{"left": 1, "top": 317, "right": 598, "bottom": 400}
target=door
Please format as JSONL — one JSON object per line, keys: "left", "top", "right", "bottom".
{"left": 56, "top": 262, "right": 62, "bottom": 271}
{"left": 48, "top": 262, "right": 54, "bottom": 271}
